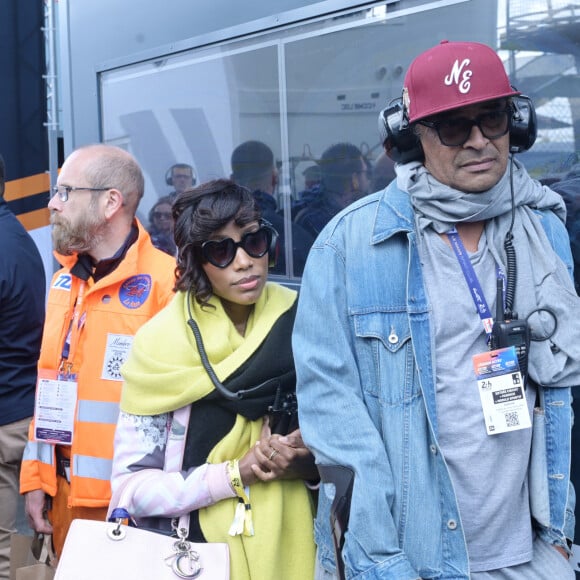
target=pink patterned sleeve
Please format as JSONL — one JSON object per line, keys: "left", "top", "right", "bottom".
{"left": 111, "top": 411, "right": 236, "bottom": 518}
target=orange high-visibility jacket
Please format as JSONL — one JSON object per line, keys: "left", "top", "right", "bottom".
{"left": 20, "top": 220, "right": 175, "bottom": 508}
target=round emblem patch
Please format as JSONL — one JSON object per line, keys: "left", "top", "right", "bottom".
{"left": 119, "top": 274, "right": 152, "bottom": 309}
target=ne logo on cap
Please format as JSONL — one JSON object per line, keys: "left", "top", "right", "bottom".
{"left": 444, "top": 59, "right": 472, "bottom": 94}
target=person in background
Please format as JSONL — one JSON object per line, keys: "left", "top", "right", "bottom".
{"left": 550, "top": 165, "right": 580, "bottom": 294}
{"left": 294, "top": 41, "right": 579, "bottom": 579}
{"left": 294, "top": 142, "right": 371, "bottom": 237}
{"left": 371, "top": 150, "right": 396, "bottom": 191}
{"left": 148, "top": 195, "right": 177, "bottom": 256}
{"left": 303, "top": 164, "right": 322, "bottom": 191}
{"left": 20, "top": 144, "right": 176, "bottom": 555}
{"left": 0, "top": 154, "right": 45, "bottom": 580}
{"left": 111, "top": 178, "right": 317, "bottom": 580}
{"left": 292, "top": 164, "right": 323, "bottom": 221}
{"left": 166, "top": 163, "right": 196, "bottom": 200}
{"left": 231, "top": 140, "right": 314, "bottom": 276}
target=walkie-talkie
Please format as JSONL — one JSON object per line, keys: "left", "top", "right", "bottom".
{"left": 490, "top": 278, "right": 530, "bottom": 383}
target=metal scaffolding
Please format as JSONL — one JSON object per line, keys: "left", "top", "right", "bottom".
{"left": 43, "top": 0, "right": 59, "bottom": 189}
{"left": 500, "top": 0, "right": 580, "bottom": 172}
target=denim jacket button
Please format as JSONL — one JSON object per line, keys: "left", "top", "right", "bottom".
{"left": 388, "top": 332, "right": 398, "bottom": 344}
{"left": 430, "top": 444, "right": 437, "bottom": 455}
{"left": 447, "top": 519, "right": 458, "bottom": 530}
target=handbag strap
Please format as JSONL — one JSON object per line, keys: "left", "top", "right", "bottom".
{"left": 32, "top": 532, "right": 57, "bottom": 567}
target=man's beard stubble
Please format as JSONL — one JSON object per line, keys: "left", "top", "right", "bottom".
{"left": 50, "top": 204, "right": 107, "bottom": 256}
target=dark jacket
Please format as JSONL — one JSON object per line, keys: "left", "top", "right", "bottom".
{"left": 0, "top": 199, "right": 45, "bottom": 424}
{"left": 148, "top": 226, "right": 177, "bottom": 257}
{"left": 252, "top": 190, "right": 314, "bottom": 276}
{"left": 293, "top": 185, "right": 342, "bottom": 239}
{"left": 551, "top": 174, "right": 580, "bottom": 294}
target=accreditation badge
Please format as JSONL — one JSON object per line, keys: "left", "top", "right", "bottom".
{"left": 101, "top": 333, "right": 133, "bottom": 381}
{"left": 472, "top": 346, "right": 531, "bottom": 436}
{"left": 34, "top": 368, "right": 78, "bottom": 445}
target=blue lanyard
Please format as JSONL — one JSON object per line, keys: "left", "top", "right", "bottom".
{"left": 447, "top": 229, "right": 504, "bottom": 340}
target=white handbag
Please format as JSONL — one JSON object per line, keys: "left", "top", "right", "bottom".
{"left": 55, "top": 405, "right": 230, "bottom": 579}
{"left": 54, "top": 516, "right": 229, "bottom": 579}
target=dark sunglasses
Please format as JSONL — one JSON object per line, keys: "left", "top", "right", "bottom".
{"left": 153, "top": 211, "right": 173, "bottom": 220}
{"left": 201, "top": 227, "right": 271, "bottom": 268}
{"left": 418, "top": 108, "right": 511, "bottom": 147}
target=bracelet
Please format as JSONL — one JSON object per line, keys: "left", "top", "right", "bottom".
{"left": 226, "top": 460, "right": 254, "bottom": 537}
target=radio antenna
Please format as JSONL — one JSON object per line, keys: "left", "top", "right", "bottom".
{"left": 495, "top": 277, "right": 505, "bottom": 323}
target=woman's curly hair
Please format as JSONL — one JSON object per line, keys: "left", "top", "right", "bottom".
{"left": 172, "top": 178, "right": 260, "bottom": 306}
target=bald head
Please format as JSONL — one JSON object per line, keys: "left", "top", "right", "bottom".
{"left": 68, "top": 144, "right": 145, "bottom": 215}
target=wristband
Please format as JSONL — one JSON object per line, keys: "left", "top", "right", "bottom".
{"left": 226, "top": 460, "right": 254, "bottom": 537}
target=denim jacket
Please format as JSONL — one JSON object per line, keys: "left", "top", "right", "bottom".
{"left": 293, "top": 182, "right": 575, "bottom": 579}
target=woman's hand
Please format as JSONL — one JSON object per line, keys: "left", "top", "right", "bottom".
{"left": 237, "top": 418, "right": 273, "bottom": 486}
{"left": 252, "top": 419, "right": 318, "bottom": 482}
{"left": 238, "top": 418, "right": 318, "bottom": 485}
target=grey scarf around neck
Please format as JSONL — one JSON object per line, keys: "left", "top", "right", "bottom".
{"left": 397, "top": 157, "right": 580, "bottom": 388}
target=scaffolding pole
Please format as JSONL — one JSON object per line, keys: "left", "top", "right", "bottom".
{"left": 43, "top": 0, "right": 59, "bottom": 189}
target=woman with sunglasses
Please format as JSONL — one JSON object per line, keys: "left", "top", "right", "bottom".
{"left": 110, "top": 179, "right": 317, "bottom": 580}
{"left": 147, "top": 195, "right": 177, "bottom": 256}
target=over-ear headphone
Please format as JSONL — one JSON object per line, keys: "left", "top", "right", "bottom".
{"left": 260, "top": 218, "right": 279, "bottom": 268}
{"left": 509, "top": 95, "right": 537, "bottom": 153}
{"left": 378, "top": 93, "right": 537, "bottom": 163}
{"left": 378, "top": 100, "right": 423, "bottom": 164}
{"left": 165, "top": 164, "right": 196, "bottom": 186}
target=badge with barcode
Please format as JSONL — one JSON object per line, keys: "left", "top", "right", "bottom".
{"left": 472, "top": 346, "right": 531, "bottom": 435}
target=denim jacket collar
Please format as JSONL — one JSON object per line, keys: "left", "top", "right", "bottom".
{"left": 370, "top": 183, "right": 415, "bottom": 245}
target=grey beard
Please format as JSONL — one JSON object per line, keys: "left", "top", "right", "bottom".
{"left": 51, "top": 221, "right": 106, "bottom": 256}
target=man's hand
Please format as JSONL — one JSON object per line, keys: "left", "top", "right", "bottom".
{"left": 253, "top": 425, "right": 318, "bottom": 482}
{"left": 24, "top": 490, "right": 53, "bottom": 534}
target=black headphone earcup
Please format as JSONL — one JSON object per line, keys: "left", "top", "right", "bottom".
{"left": 509, "top": 95, "right": 537, "bottom": 153}
{"left": 378, "top": 100, "right": 424, "bottom": 163}
{"left": 260, "top": 219, "right": 279, "bottom": 268}
{"left": 268, "top": 228, "right": 279, "bottom": 268}
{"left": 165, "top": 167, "right": 174, "bottom": 186}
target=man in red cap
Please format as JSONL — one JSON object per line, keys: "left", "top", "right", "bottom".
{"left": 294, "top": 41, "right": 579, "bottom": 579}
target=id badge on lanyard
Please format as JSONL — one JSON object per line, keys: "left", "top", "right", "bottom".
{"left": 33, "top": 369, "right": 77, "bottom": 445}
{"left": 448, "top": 229, "right": 531, "bottom": 436}
{"left": 33, "top": 282, "right": 85, "bottom": 445}
{"left": 472, "top": 346, "right": 531, "bottom": 435}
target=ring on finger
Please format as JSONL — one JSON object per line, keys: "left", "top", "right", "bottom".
{"left": 268, "top": 449, "right": 279, "bottom": 461}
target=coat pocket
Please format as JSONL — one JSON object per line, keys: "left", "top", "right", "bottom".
{"left": 353, "top": 310, "right": 418, "bottom": 403}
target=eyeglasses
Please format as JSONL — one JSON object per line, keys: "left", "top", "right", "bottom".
{"left": 418, "top": 108, "right": 510, "bottom": 147}
{"left": 201, "top": 227, "right": 271, "bottom": 268}
{"left": 51, "top": 185, "right": 112, "bottom": 203}
{"left": 153, "top": 211, "right": 173, "bottom": 221}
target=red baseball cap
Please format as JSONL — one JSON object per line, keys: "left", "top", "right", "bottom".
{"left": 403, "top": 40, "right": 520, "bottom": 123}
